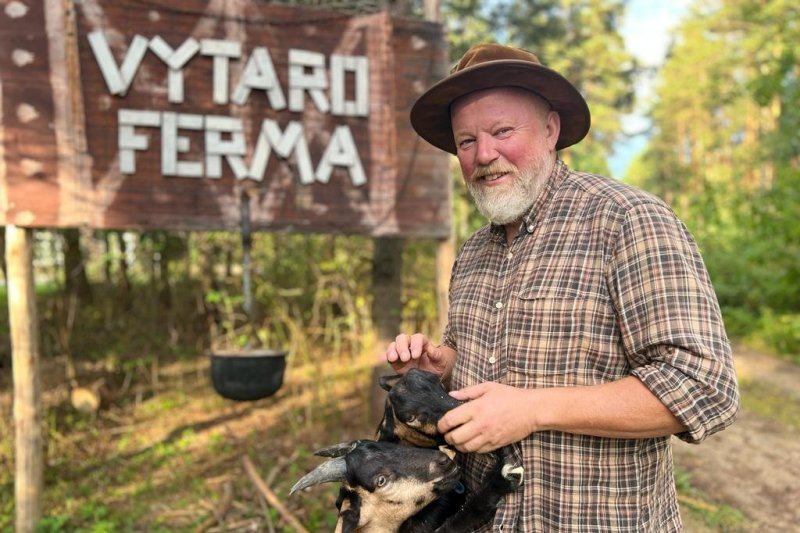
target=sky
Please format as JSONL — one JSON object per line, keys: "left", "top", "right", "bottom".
{"left": 609, "top": 0, "right": 691, "bottom": 178}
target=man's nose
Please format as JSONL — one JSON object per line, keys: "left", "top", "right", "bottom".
{"left": 475, "top": 134, "right": 499, "bottom": 165}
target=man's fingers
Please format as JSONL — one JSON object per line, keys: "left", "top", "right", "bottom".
{"left": 409, "top": 333, "right": 428, "bottom": 359}
{"left": 384, "top": 341, "right": 398, "bottom": 363}
{"left": 438, "top": 402, "right": 472, "bottom": 434}
{"left": 458, "top": 434, "right": 489, "bottom": 454}
{"left": 448, "top": 382, "right": 489, "bottom": 401}
{"left": 392, "top": 333, "right": 411, "bottom": 362}
{"left": 385, "top": 333, "right": 438, "bottom": 374}
{"left": 443, "top": 419, "right": 486, "bottom": 453}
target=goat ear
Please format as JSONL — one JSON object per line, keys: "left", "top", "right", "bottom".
{"left": 375, "top": 401, "right": 397, "bottom": 442}
{"left": 379, "top": 374, "right": 402, "bottom": 392}
{"left": 338, "top": 491, "right": 361, "bottom": 533}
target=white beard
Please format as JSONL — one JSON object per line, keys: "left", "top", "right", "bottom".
{"left": 466, "top": 153, "right": 553, "bottom": 225}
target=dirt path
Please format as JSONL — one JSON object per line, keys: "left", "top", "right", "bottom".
{"left": 672, "top": 347, "right": 800, "bottom": 531}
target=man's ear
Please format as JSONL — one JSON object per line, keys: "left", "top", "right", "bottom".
{"left": 546, "top": 110, "right": 561, "bottom": 151}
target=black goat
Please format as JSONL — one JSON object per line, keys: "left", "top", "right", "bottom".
{"left": 289, "top": 440, "right": 463, "bottom": 533}
{"left": 376, "top": 369, "right": 523, "bottom": 531}
{"left": 290, "top": 369, "right": 523, "bottom": 532}
{"left": 376, "top": 369, "right": 462, "bottom": 448}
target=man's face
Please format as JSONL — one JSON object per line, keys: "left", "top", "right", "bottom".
{"left": 451, "top": 87, "right": 560, "bottom": 225}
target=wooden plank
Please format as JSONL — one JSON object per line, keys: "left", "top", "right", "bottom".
{"left": 6, "top": 225, "right": 43, "bottom": 533}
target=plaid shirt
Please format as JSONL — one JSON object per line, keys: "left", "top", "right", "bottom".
{"left": 443, "top": 160, "right": 739, "bottom": 532}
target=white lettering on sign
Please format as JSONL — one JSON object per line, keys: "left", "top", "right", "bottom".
{"left": 117, "top": 110, "right": 365, "bottom": 186}
{"left": 231, "top": 47, "right": 286, "bottom": 109}
{"left": 88, "top": 33, "right": 149, "bottom": 96}
{"left": 88, "top": 31, "right": 371, "bottom": 186}
{"left": 148, "top": 36, "right": 200, "bottom": 103}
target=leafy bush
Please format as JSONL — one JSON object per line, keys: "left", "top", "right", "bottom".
{"left": 755, "top": 309, "right": 800, "bottom": 363}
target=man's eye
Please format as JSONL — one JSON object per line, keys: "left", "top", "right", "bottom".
{"left": 458, "top": 138, "right": 475, "bottom": 149}
{"left": 495, "top": 127, "right": 513, "bottom": 136}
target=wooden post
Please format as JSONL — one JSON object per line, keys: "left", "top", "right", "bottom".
{"left": 369, "top": 236, "right": 404, "bottom": 423}
{"left": 6, "top": 225, "right": 43, "bottom": 533}
{"left": 435, "top": 233, "right": 455, "bottom": 337}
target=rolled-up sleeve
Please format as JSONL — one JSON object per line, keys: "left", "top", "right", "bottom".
{"left": 607, "top": 203, "right": 740, "bottom": 443}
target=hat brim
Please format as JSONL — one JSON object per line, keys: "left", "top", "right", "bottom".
{"left": 410, "top": 60, "right": 591, "bottom": 154}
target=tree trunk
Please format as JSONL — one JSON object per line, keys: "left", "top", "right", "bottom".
{"left": 115, "top": 231, "right": 131, "bottom": 305}
{"left": 61, "top": 228, "right": 93, "bottom": 304}
{"left": 0, "top": 230, "right": 6, "bottom": 283}
{"left": 371, "top": 237, "right": 404, "bottom": 343}
{"left": 101, "top": 231, "right": 113, "bottom": 285}
{"left": 369, "top": 236, "right": 404, "bottom": 423}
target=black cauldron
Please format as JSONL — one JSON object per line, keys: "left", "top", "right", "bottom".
{"left": 210, "top": 349, "right": 287, "bottom": 401}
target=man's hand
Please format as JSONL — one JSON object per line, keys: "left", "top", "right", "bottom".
{"left": 438, "top": 382, "right": 536, "bottom": 454}
{"left": 439, "top": 377, "right": 688, "bottom": 450}
{"left": 383, "top": 333, "right": 455, "bottom": 377}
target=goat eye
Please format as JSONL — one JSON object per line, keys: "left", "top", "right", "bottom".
{"left": 405, "top": 415, "right": 417, "bottom": 423}
{"left": 376, "top": 475, "right": 387, "bottom": 488}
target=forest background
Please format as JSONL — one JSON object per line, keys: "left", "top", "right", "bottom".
{"left": 1, "top": 0, "right": 798, "bottom": 531}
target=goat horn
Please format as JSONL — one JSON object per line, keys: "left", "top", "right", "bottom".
{"left": 289, "top": 457, "right": 347, "bottom": 495}
{"left": 315, "top": 440, "right": 369, "bottom": 458}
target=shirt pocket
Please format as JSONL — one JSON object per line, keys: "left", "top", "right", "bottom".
{"left": 507, "top": 282, "right": 621, "bottom": 387}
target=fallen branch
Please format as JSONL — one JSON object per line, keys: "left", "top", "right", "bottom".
{"left": 194, "top": 480, "right": 234, "bottom": 533}
{"left": 242, "top": 455, "right": 310, "bottom": 533}
{"left": 266, "top": 449, "right": 300, "bottom": 486}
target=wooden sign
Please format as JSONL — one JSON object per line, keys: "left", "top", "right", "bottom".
{"left": 0, "top": 0, "right": 451, "bottom": 237}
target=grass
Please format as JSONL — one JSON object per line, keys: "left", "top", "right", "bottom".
{"left": 675, "top": 467, "right": 750, "bottom": 532}
{"left": 739, "top": 379, "right": 800, "bottom": 431}
{"left": 1, "top": 347, "right": 379, "bottom": 532}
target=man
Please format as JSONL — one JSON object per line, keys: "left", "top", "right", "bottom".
{"left": 384, "top": 43, "right": 740, "bottom": 531}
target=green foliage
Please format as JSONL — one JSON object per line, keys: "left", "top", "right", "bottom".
{"left": 443, "top": 0, "right": 496, "bottom": 61}
{"left": 754, "top": 310, "right": 800, "bottom": 362}
{"left": 35, "top": 502, "right": 116, "bottom": 533}
{"left": 630, "top": 0, "right": 799, "bottom": 352}
{"left": 495, "top": 0, "right": 636, "bottom": 158}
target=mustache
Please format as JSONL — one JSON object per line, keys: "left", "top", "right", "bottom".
{"left": 470, "top": 162, "right": 519, "bottom": 181}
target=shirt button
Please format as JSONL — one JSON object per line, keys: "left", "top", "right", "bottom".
{"left": 489, "top": 356, "right": 496, "bottom": 364}
{"left": 527, "top": 224, "right": 534, "bottom": 232}
{"left": 506, "top": 251, "right": 513, "bottom": 259}
{"left": 495, "top": 301, "right": 504, "bottom": 309}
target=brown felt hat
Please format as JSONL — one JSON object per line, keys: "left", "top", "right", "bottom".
{"left": 410, "top": 43, "right": 591, "bottom": 154}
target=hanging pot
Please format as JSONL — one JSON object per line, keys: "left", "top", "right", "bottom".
{"left": 210, "top": 349, "right": 287, "bottom": 401}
